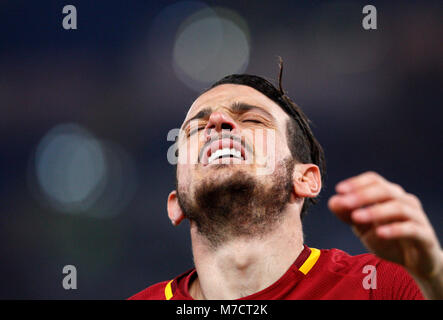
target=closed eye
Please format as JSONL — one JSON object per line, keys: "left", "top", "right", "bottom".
{"left": 188, "top": 126, "right": 205, "bottom": 137}
{"left": 242, "top": 119, "right": 262, "bottom": 124}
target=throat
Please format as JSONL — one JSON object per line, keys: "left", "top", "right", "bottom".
{"left": 189, "top": 215, "right": 304, "bottom": 300}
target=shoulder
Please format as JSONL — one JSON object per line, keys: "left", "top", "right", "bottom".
{"left": 127, "top": 280, "right": 170, "bottom": 300}
{"left": 317, "top": 247, "right": 411, "bottom": 277}
{"left": 128, "top": 268, "right": 195, "bottom": 300}
{"left": 318, "top": 247, "right": 383, "bottom": 272}
{"left": 316, "top": 247, "right": 424, "bottom": 299}
{"left": 319, "top": 247, "right": 410, "bottom": 275}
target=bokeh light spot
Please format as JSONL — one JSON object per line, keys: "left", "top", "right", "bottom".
{"left": 173, "top": 7, "right": 250, "bottom": 90}
{"left": 31, "top": 123, "right": 137, "bottom": 218}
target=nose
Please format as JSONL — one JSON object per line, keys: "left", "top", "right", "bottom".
{"left": 204, "top": 111, "right": 238, "bottom": 139}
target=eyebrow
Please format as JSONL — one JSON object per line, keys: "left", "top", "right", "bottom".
{"left": 181, "top": 107, "right": 213, "bottom": 130}
{"left": 181, "top": 102, "right": 276, "bottom": 130}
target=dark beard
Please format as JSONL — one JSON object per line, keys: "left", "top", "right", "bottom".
{"left": 177, "top": 158, "right": 295, "bottom": 249}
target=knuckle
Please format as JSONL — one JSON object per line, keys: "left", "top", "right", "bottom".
{"left": 354, "top": 190, "right": 367, "bottom": 202}
{"left": 406, "top": 193, "right": 421, "bottom": 207}
{"left": 392, "top": 201, "right": 406, "bottom": 213}
{"left": 365, "top": 205, "right": 377, "bottom": 217}
{"left": 378, "top": 183, "right": 392, "bottom": 196}
{"left": 384, "top": 182, "right": 405, "bottom": 198}
{"left": 389, "top": 183, "right": 404, "bottom": 196}
{"left": 365, "top": 171, "right": 380, "bottom": 182}
{"left": 401, "top": 201, "right": 412, "bottom": 213}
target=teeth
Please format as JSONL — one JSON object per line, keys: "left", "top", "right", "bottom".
{"left": 208, "top": 148, "right": 243, "bottom": 164}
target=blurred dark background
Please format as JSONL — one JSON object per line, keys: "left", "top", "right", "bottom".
{"left": 0, "top": 0, "right": 441, "bottom": 299}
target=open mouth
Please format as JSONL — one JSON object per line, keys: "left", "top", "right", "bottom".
{"left": 200, "top": 137, "right": 247, "bottom": 166}
{"left": 207, "top": 147, "right": 243, "bottom": 164}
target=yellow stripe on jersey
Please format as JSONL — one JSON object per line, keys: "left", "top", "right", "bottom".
{"left": 163, "top": 248, "right": 320, "bottom": 299}
{"left": 164, "top": 280, "right": 174, "bottom": 300}
{"left": 299, "top": 247, "right": 321, "bottom": 275}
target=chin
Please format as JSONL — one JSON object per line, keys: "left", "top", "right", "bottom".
{"left": 196, "top": 163, "right": 255, "bottom": 183}
{"left": 203, "top": 163, "right": 258, "bottom": 175}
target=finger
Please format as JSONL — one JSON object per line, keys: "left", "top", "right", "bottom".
{"left": 403, "top": 193, "right": 423, "bottom": 209}
{"left": 336, "top": 171, "right": 385, "bottom": 194}
{"left": 329, "top": 182, "right": 404, "bottom": 212}
{"left": 328, "top": 195, "right": 353, "bottom": 224}
{"left": 351, "top": 200, "right": 422, "bottom": 225}
{"left": 376, "top": 222, "right": 441, "bottom": 277}
{"left": 376, "top": 221, "right": 430, "bottom": 244}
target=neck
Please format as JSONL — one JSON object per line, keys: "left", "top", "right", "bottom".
{"left": 189, "top": 206, "right": 304, "bottom": 300}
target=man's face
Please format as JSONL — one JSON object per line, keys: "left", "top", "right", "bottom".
{"left": 175, "top": 84, "right": 296, "bottom": 247}
{"left": 177, "top": 84, "right": 293, "bottom": 183}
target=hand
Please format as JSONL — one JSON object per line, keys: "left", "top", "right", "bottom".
{"left": 328, "top": 171, "right": 442, "bottom": 281}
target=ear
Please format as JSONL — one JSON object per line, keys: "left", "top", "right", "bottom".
{"left": 167, "top": 190, "right": 185, "bottom": 226}
{"left": 292, "top": 163, "right": 322, "bottom": 200}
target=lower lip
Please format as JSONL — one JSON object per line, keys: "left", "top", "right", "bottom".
{"left": 202, "top": 139, "right": 246, "bottom": 166}
{"left": 206, "top": 157, "right": 244, "bottom": 166}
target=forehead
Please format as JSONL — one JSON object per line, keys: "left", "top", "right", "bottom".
{"left": 185, "top": 84, "right": 289, "bottom": 123}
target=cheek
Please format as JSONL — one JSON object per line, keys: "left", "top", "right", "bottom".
{"left": 274, "top": 135, "right": 292, "bottom": 160}
{"left": 177, "top": 164, "right": 192, "bottom": 190}
{"left": 177, "top": 135, "right": 204, "bottom": 165}
{"left": 248, "top": 129, "right": 287, "bottom": 161}
{"left": 176, "top": 138, "right": 205, "bottom": 190}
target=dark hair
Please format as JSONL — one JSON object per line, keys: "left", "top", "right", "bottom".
{"left": 207, "top": 62, "right": 326, "bottom": 219}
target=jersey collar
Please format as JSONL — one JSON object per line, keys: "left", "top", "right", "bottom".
{"left": 167, "top": 244, "right": 321, "bottom": 300}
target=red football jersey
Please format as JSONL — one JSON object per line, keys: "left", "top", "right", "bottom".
{"left": 129, "top": 245, "right": 424, "bottom": 300}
